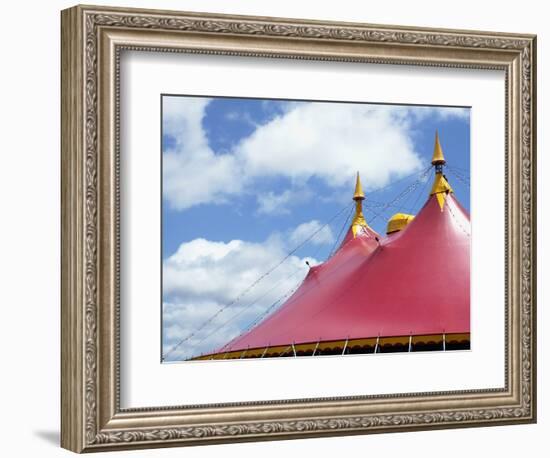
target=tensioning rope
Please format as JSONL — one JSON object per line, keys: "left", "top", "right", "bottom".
{"left": 365, "top": 166, "right": 433, "bottom": 226}
{"left": 444, "top": 197, "right": 471, "bottom": 238}
{"left": 327, "top": 204, "right": 355, "bottom": 259}
{"left": 365, "top": 199, "right": 417, "bottom": 214}
{"left": 361, "top": 167, "right": 433, "bottom": 224}
{"left": 192, "top": 270, "right": 304, "bottom": 358}
{"left": 365, "top": 166, "right": 432, "bottom": 196}
{"left": 406, "top": 168, "right": 433, "bottom": 213}
{"left": 446, "top": 166, "right": 470, "bottom": 188}
{"left": 396, "top": 164, "right": 434, "bottom": 216}
{"left": 214, "top": 282, "right": 302, "bottom": 356}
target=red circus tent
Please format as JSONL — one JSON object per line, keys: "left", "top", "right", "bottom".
{"left": 195, "top": 133, "right": 470, "bottom": 360}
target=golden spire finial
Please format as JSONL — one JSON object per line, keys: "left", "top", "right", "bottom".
{"left": 430, "top": 174, "right": 453, "bottom": 209}
{"left": 353, "top": 172, "right": 365, "bottom": 201}
{"left": 431, "top": 131, "right": 446, "bottom": 166}
{"left": 430, "top": 132, "right": 453, "bottom": 209}
{"left": 350, "top": 172, "right": 370, "bottom": 237}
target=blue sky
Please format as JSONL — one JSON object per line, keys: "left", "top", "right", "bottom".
{"left": 161, "top": 95, "right": 470, "bottom": 361}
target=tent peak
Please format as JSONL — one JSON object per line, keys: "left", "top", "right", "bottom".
{"left": 430, "top": 173, "right": 453, "bottom": 209}
{"left": 350, "top": 172, "right": 371, "bottom": 237}
{"left": 431, "top": 131, "right": 446, "bottom": 166}
{"left": 429, "top": 133, "right": 453, "bottom": 209}
{"left": 353, "top": 172, "right": 365, "bottom": 201}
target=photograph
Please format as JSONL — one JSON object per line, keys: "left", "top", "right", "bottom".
{"left": 161, "top": 96, "right": 471, "bottom": 362}
{"left": 58, "top": 4, "right": 536, "bottom": 452}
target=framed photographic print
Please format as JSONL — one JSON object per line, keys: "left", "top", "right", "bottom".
{"left": 61, "top": 4, "right": 537, "bottom": 453}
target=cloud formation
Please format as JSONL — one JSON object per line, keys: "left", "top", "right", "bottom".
{"left": 162, "top": 97, "right": 242, "bottom": 210}
{"left": 236, "top": 103, "right": 421, "bottom": 188}
{"left": 289, "top": 220, "right": 334, "bottom": 246}
{"left": 162, "top": 232, "right": 319, "bottom": 361}
{"left": 162, "top": 97, "right": 469, "bottom": 212}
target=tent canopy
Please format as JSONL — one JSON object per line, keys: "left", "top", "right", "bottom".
{"left": 197, "top": 134, "right": 470, "bottom": 360}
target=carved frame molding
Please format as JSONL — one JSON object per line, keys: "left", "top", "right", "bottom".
{"left": 61, "top": 4, "right": 536, "bottom": 453}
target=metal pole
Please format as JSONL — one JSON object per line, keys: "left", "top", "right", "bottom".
{"left": 342, "top": 337, "right": 349, "bottom": 355}
{"left": 374, "top": 335, "right": 380, "bottom": 354}
{"left": 408, "top": 334, "right": 413, "bottom": 352}
{"left": 292, "top": 342, "right": 297, "bottom": 357}
{"left": 261, "top": 345, "right": 269, "bottom": 358}
{"left": 279, "top": 345, "right": 291, "bottom": 357}
{"left": 312, "top": 340, "right": 320, "bottom": 357}
{"left": 443, "top": 332, "right": 446, "bottom": 352}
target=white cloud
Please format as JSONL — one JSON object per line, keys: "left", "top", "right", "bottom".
{"left": 162, "top": 235, "right": 318, "bottom": 361}
{"left": 162, "top": 97, "right": 243, "bottom": 210}
{"left": 289, "top": 220, "right": 334, "bottom": 246}
{"left": 256, "top": 187, "right": 314, "bottom": 215}
{"left": 256, "top": 190, "right": 293, "bottom": 215}
{"left": 162, "top": 97, "right": 469, "bottom": 212}
{"left": 225, "top": 110, "right": 259, "bottom": 128}
{"left": 235, "top": 103, "right": 423, "bottom": 189}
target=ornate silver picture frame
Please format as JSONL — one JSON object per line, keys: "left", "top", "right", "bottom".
{"left": 61, "top": 4, "right": 536, "bottom": 453}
